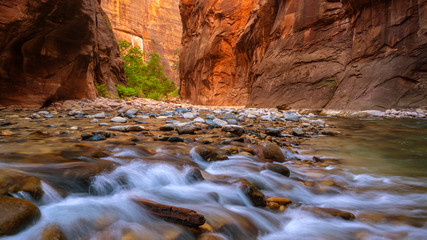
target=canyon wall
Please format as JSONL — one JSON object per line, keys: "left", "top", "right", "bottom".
{"left": 180, "top": 0, "right": 427, "bottom": 110}
{"left": 101, "top": 0, "right": 182, "bottom": 84}
{"left": 0, "top": 0, "right": 125, "bottom": 108}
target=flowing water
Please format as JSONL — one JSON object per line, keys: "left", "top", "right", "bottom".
{"left": 1, "top": 116, "right": 427, "bottom": 240}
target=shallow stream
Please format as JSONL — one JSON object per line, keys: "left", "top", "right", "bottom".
{"left": 1, "top": 116, "right": 426, "bottom": 240}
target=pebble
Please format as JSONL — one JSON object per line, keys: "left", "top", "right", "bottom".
{"left": 126, "top": 109, "right": 139, "bottom": 115}
{"left": 91, "top": 119, "right": 99, "bottom": 123}
{"left": 110, "top": 117, "right": 127, "bottom": 123}
{"left": 284, "top": 113, "right": 300, "bottom": 122}
{"left": 99, "top": 123, "right": 109, "bottom": 126}
{"left": 222, "top": 113, "right": 237, "bottom": 119}
{"left": 176, "top": 123, "right": 197, "bottom": 134}
{"left": 194, "top": 117, "right": 205, "bottom": 123}
{"left": 292, "top": 127, "right": 305, "bottom": 136}
{"left": 44, "top": 114, "right": 53, "bottom": 118}
{"left": 212, "top": 118, "right": 227, "bottom": 127}
{"left": 221, "top": 125, "right": 246, "bottom": 136}
{"left": 160, "top": 124, "right": 175, "bottom": 131}
{"left": 168, "top": 136, "right": 184, "bottom": 142}
{"left": 28, "top": 113, "right": 41, "bottom": 119}
{"left": 260, "top": 115, "right": 272, "bottom": 121}
{"left": 183, "top": 112, "right": 195, "bottom": 119}
{"left": 226, "top": 119, "right": 238, "bottom": 125}
{"left": 109, "top": 125, "right": 144, "bottom": 132}
{"left": 124, "top": 113, "right": 134, "bottom": 119}
{"left": 93, "top": 112, "right": 106, "bottom": 118}
{"left": 205, "top": 120, "right": 221, "bottom": 128}
{"left": 265, "top": 127, "right": 282, "bottom": 137}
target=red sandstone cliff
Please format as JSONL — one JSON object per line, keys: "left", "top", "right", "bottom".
{"left": 180, "top": 0, "right": 427, "bottom": 110}
{"left": 101, "top": 0, "right": 182, "bottom": 84}
{"left": 0, "top": 0, "right": 125, "bottom": 108}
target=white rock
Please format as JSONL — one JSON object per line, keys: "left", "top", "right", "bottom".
{"left": 260, "top": 115, "right": 272, "bottom": 121}
{"left": 91, "top": 119, "right": 99, "bottom": 123}
{"left": 93, "top": 112, "right": 106, "bottom": 119}
{"left": 110, "top": 117, "right": 127, "bottom": 123}
{"left": 213, "top": 118, "right": 227, "bottom": 127}
{"left": 136, "top": 115, "right": 149, "bottom": 119}
{"left": 183, "top": 112, "right": 195, "bottom": 119}
{"left": 194, "top": 117, "right": 205, "bottom": 123}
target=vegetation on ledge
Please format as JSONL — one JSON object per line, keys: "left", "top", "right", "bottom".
{"left": 116, "top": 40, "right": 177, "bottom": 100}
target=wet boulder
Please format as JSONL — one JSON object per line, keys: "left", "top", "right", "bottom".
{"left": 0, "top": 196, "right": 41, "bottom": 236}
{"left": 185, "top": 168, "right": 205, "bottom": 183}
{"left": 221, "top": 125, "right": 245, "bottom": 137}
{"left": 266, "top": 197, "right": 292, "bottom": 206}
{"left": 0, "top": 169, "right": 43, "bottom": 200}
{"left": 41, "top": 224, "right": 67, "bottom": 240}
{"left": 257, "top": 142, "right": 285, "bottom": 162}
{"left": 262, "top": 163, "right": 290, "bottom": 177}
{"left": 132, "top": 198, "right": 206, "bottom": 227}
{"left": 195, "top": 147, "right": 229, "bottom": 162}
{"left": 233, "top": 179, "right": 266, "bottom": 207}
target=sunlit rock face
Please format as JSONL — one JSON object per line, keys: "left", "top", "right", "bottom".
{"left": 101, "top": 0, "right": 182, "bottom": 84}
{"left": 0, "top": 0, "right": 125, "bottom": 108}
{"left": 179, "top": 0, "right": 427, "bottom": 110}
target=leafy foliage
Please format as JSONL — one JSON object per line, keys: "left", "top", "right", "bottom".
{"left": 94, "top": 83, "right": 109, "bottom": 97}
{"left": 117, "top": 40, "right": 177, "bottom": 100}
{"left": 116, "top": 84, "right": 138, "bottom": 98}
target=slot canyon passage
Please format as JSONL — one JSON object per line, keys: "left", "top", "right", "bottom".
{"left": 0, "top": 0, "right": 426, "bottom": 239}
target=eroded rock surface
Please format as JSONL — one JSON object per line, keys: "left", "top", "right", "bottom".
{"left": 0, "top": 0, "right": 125, "bottom": 108}
{"left": 179, "top": 0, "right": 427, "bottom": 110}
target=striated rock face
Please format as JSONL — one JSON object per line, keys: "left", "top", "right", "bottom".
{"left": 101, "top": 0, "right": 182, "bottom": 84}
{"left": 0, "top": 0, "right": 125, "bottom": 108}
{"left": 180, "top": 0, "right": 427, "bottom": 110}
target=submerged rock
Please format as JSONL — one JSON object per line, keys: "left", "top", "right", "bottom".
{"left": 234, "top": 179, "right": 266, "bottom": 207}
{"left": 132, "top": 198, "right": 206, "bottom": 227}
{"left": 262, "top": 163, "right": 290, "bottom": 177}
{"left": 0, "top": 169, "right": 43, "bottom": 200}
{"left": 41, "top": 224, "right": 67, "bottom": 240}
{"left": 308, "top": 207, "right": 355, "bottom": 220}
{"left": 0, "top": 196, "right": 41, "bottom": 236}
{"left": 195, "top": 147, "right": 229, "bottom": 162}
{"left": 185, "top": 168, "right": 205, "bottom": 183}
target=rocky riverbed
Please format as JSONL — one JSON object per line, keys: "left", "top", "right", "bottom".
{"left": 0, "top": 98, "right": 426, "bottom": 239}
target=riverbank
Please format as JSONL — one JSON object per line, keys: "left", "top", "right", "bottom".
{"left": 0, "top": 97, "right": 426, "bottom": 239}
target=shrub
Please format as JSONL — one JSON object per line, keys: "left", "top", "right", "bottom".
{"left": 118, "top": 40, "right": 177, "bottom": 100}
{"left": 94, "top": 83, "right": 109, "bottom": 97}
{"left": 116, "top": 84, "right": 138, "bottom": 98}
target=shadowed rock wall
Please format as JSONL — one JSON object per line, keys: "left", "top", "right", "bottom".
{"left": 0, "top": 0, "right": 125, "bottom": 107}
{"left": 180, "top": 0, "right": 427, "bottom": 110}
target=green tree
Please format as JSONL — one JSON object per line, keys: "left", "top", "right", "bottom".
{"left": 117, "top": 40, "right": 176, "bottom": 100}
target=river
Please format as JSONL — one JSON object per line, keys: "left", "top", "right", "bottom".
{"left": 1, "top": 111, "right": 426, "bottom": 240}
